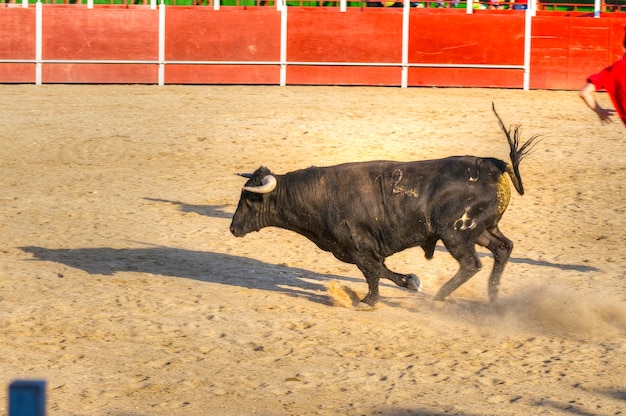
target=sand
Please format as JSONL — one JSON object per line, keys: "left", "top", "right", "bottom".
{"left": 0, "top": 84, "right": 625, "bottom": 416}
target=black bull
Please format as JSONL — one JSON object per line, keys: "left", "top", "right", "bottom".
{"left": 230, "top": 109, "right": 540, "bottom": 305}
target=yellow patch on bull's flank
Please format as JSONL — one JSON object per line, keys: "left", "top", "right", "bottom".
{"left": 326, "top": 280, "right": 362, "bottom": 308}
{"left": 496, "top": 173, "right": 511, "bottom": 215}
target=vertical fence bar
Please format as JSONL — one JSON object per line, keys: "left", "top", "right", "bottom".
{"left": 158, "top": 0, "right": 165, "bottom": 85}
{"left": 401, "top": 0, "right": 409, "bottom": 88}
{"left": 88, "top": 0, "right": 94, "bottom": 9}
{"left": 150, "top": 0, "right": 157, "bottom": 9}
{"left": 279, "top": 4, "right": 287, "bottom": 86}
{"left": 340, "top": 0, "right": 347, "bottom": 12}
{"left": 36, "top": 0, "right": 42, "bottom": 85}
{"left": 21, "top": 0, "right": 28, "bottom": 8}
{"left": 523, "top": 5, "right": 531, "bottom": 90}
{"left": 594, "top": 0, "right": 601, "bottom": 17}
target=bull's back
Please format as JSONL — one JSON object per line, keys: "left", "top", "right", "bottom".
{"left": 318, "top": 156, "right": 507, "bottom": 204}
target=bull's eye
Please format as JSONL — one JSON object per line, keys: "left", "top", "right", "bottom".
{"left": 244, "top": 194, "right": 262, "bottom": 206}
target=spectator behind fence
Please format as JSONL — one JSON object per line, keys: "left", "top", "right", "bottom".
{"left": 369, "top": 0, "right": 422, "bottom": 6}
{"left": 579, "top": 32, "right": 626, "bottom": 127}
{"left": 472, "top": 0, "right": 487, "bottom": 8}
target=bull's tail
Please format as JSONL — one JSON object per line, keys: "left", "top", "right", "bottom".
{"left": 492, "top": 102, "right": 542, "bottom": 195}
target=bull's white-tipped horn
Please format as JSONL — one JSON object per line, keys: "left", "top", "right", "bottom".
{"left": 243, "top": 175, "right": 277, "bottom": 194}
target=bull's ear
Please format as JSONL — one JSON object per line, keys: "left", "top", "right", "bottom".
{"left": 254, "top": 166, "right": 273, "bottom": 177}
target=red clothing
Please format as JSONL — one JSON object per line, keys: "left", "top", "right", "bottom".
{"left": 588, "top": 55, "right": 626, "bottom": 125}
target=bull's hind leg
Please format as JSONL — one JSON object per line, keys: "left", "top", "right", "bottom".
{"left": 433, "top": 242, "right": 482, "bottom": 301}
{"left": 476, "top": 226, "right": 513, "bottom": 302}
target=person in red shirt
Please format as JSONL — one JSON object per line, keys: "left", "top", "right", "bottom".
{"left": 579, "top": 38, "right": 626, "bottom": 126}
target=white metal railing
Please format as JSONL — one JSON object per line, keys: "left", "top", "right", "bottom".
{"left": 2, "top": 0, "right": 540, "bottom": 88}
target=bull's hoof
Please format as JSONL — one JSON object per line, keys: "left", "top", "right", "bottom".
{"left": 361, "top": 293, "right": 380, "bottom": 307}
{"left": 406, "top": 274, "right": 421, "bottom": 292}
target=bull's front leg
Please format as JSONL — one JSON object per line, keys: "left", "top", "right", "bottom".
{"left": 362, "top": 277, "right": 381, "bottom": 306}
{"left": 355, "top": 262, "right": 382, "bottom": 306}
{"left": 380, "top": 261, "right": 421, "bottom": 292}
{"left": 355, "top": 260, "right": 420, "bottom": 306}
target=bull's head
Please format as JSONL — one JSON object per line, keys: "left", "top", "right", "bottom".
{"left": 230, "top": 166, "right": 277, "bottom": 237}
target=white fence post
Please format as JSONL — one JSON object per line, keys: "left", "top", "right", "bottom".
{"left": 279, "top": 3, "right": 287, "bottom": 86}
{"left": 523, "top": 5, "right": 532, "bottom": 90}
{"left": 158, "top": 0, "right": 166, "bottom": 85}
{"left": 401, "top": 0, "right": 409, "bottom": 88}
{"left": 36, "top": 0, "right": 42, "bottom": 85}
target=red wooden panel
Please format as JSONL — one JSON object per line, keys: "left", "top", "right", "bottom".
{"left": 0, "top": 63, "right": 36, "bottom": 83}
{"left": 287, "top": 9, "right": 403, "bottom": 63}
{"left": 530, "top": 16, "right": 569, "bottom": 49}
{"left": 529, "top": 17, "right": 569, "bottom": 90}
{"left": 608, "top": 19, "right": 626, "bottom": 59}
{"left": 287, "top": 65, "right": 401, "bottom": 86}
{"left": 568, "top": 47, "right": 610, "bottom": 79}
{"left": 42, "top": 6, "right": 158, "bottom": 60}
{"left": 165, "top": 64, "right": 280, "bottom": 84}
{"left": 529, "top": 16, "right": 626, "bottom": 90}
{"left": 566, "top": 18, "right": 626, "bottom": 90}
{"left": 409, "top": 13, "right": 525, "bottom": 65}
{"left": 569, "top": 19, "right": 610, "bottom": 51}
{"left": 530, "top": 54, "right": 568, "bottom": 90}
{"left": 0, "top": 8, "right": 36, "bottom": 59}
{"left": 408, "top": 67, "right": 522, "bottom": 88}
{"left": 42, "top": 64, "right": 157, "bottom": 83}
{"left": 165, "top": 8, "right": 281, "bottom": 62}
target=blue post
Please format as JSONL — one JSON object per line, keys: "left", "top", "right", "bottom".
{"left": 8, "top": 380, "right": 46, "bottom": 416}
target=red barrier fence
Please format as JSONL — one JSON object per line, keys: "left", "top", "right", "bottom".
{"left": 0, "top": 4, "right": 625, "bottom": 89}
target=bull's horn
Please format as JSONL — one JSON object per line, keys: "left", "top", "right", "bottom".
{"left": 243, "top": 175, "right": 277, "bottom": 194}
{"left": 235, "top": 173, "right": 254, "bottom": 179}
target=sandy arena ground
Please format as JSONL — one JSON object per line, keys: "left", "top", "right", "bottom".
{"left": 0, "top": 85, "right": 625, "bottom": 416}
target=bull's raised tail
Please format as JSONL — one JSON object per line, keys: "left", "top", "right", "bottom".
{"left": 492, "top": 102, "right": 542, "bottom": 195}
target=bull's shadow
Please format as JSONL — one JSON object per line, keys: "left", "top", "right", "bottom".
{"left": 146, "top": 198, "right": 601, "bottom": 274}
{"left": 433, "top": 246, "right": 600, "bottom": 273}
{"left": 20, "top": 246, "right": 362, "bottom": 305}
